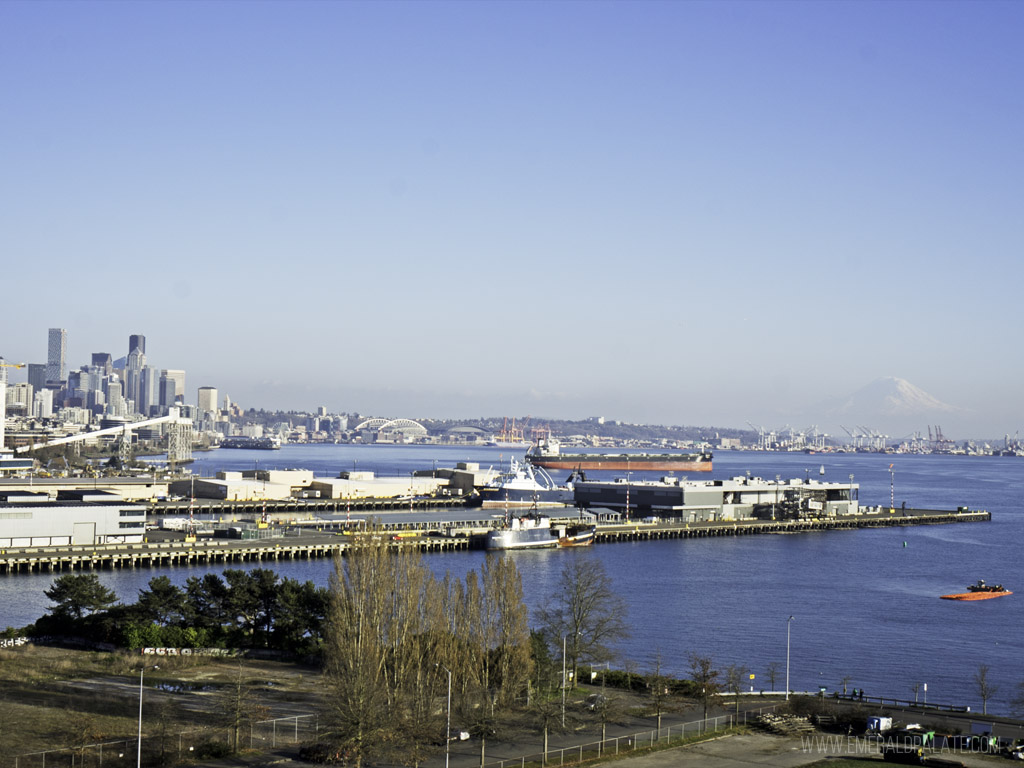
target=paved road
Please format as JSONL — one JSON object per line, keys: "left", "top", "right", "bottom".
{"left": 576, "top": 732, "right": 1011, "bottom": 768}
{"left": 598, "top": 733, "right": 832, "bottom": 768}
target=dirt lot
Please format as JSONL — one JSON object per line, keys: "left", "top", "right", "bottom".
{"left": 4, "top": 644, "right": 1016, "bottom": 768}
{"left": 0, "top": 643, "right": 324, "bottom": 766}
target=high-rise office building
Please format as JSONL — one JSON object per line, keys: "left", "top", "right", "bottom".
{"left": 197, "top": 386, "right": 218, "bottom": 414}
{"left": 33, "top": 389, "right": 53, "bottom": 418}
{"left": 139, "top": 366, "right": 160, "bottom": 416}
{"left": 129, "top": 334, "right": 146, "bottom": 355}
{"left": 47, "top": 328, "right": 67, "bottom": 384}
{"left": 158, "top": 375, "right": 177, "bottom": 410}
{"left": 106, "top": 378, "right": 127, "bottom": 418}
{"left": 5, "top": 382, "right": 32, "bottom": 413}
{"left": 91, "top": 353, "right": 113, "bottom": 376}
{"left": 125, "top": 347, "right": 146, "bottom": 414}
{"left": 160, "top": 370, "right": 186, "bottom": 405}
{"left": 27, "top": 363, "right": 47, "bottom": 391}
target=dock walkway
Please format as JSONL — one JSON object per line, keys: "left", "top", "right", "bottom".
{"left": 0, "top": 507, "right": 989, "bottom": 576}
{"left": 596, "top": 507, "right": 989, "bottom": 542}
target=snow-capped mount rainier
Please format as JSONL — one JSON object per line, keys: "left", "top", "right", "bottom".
{"left": 822, "top": 377, "right": 963, "bottom": 437}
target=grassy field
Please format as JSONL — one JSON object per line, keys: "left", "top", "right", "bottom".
{"left": 0, "top": 643, "right": 323, "bottom": 766}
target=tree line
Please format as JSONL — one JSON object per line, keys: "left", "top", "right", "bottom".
{"left": 30, "top": 568, "right": 328, "bottom": 654}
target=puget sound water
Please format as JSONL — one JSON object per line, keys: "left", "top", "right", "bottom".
{"left": 1, "top": 443, "right": 1021, "bottom": 714}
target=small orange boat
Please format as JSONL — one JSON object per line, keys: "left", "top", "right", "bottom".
{"left": 941, "top": 580, "right": 1012, "bottom": 601}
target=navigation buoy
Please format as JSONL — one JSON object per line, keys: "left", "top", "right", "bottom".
{"left": 903, "top": 541, "right": 907, "bottom": 548}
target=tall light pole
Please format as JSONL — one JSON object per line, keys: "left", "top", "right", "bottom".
{"left": 138, "top": 664, "right": 158, "bottom": 768}
{"left": 889, "top": 464, "right": 895, "bottom": 513}
{"left": 561, "top": 632, "right": 579, "bottom": 727}
{"left": 785, "top": 616, "right": 794, "bottom": 701}
{"left": 443, "top": 665, "right": 452, "bottom": 768}
{"left": 562, "top": 634, "right": 568, "bottom": 727}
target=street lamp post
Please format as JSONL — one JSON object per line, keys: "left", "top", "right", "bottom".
{"left": 138, "top": 664, "right": 158, "bottom": 768}
{"left": 785, "top": 617, "right": 794, "bottom": 701}
{"left": 561, "top": 632, "right": 580, "bottom": 727}
{"left": 562, "top": 634, "right": 568, "bottom": 727}
{"left": 435, "top": 663, "right": 452, "bottom": 768}
{"left": 889, "top": 464, "right": 895, "bottom": 513}
{"left": 443, "top": 666, "right": 452, "bottom": 768}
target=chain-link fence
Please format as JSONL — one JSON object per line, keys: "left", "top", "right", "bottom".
{"left": 249, "top": 713, "right": 320, "bottom": 750}
{"left": 175, "top": 713, "right": 319, "bottom": 759}
{"left": 480, "top": 705, "right": 782, "bottom": 768}
{"left": 13, "top": 739, "right": 133, "bottom": 768}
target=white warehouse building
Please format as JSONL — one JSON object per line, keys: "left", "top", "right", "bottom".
{"left": 0, "top": 490, "right": 146, "bottom": 547}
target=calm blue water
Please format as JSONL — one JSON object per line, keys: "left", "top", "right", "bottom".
{"left": 3, "top": 445, "right": 1022, "bottom": 713}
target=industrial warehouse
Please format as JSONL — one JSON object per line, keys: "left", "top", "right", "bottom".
{"left": 0, "top": 489, "right": 145, "bottom": 548}
{"left": 574, "top": 474, "right": 861, "bottom": 522}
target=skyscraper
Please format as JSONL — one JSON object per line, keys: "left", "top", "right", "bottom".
{"left": 139, "top": 366, "right": 160, "bottom": 417}
{"left": 129, "top": 334, "right": 146, "bottom": 355}
{"left": 27, "top": 363, "right": 47, "bottom": 391}
{"left": 47, "top": 328, "right": 67, "bottom": 384}
{"left": 125, "top": 347, "right": 146, "bottom": 414}
{"left": 160, "top": 370, "right": 186, "bottom": 404}
{"left": 197, "top": 386, "right": 218, "bottom": 414}
{"left": 91, "top": 353, "right": 113, "bottom": 376}
{"left": 158, "top": 375, "right": 177, "bottom": 411}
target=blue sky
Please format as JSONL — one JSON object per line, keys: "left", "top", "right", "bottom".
{"left": 2, "top": 1, "right": 1022, "bottom": 436}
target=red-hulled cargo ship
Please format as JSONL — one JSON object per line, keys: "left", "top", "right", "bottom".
{"left": 525, "top": 438, "right": 712, "bottom": 472}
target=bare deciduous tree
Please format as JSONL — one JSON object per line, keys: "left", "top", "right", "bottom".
{"left": 725, "top": 664, "right": 751, "bottom": 717}
{"left": 974, "top": 664, "right": 998, "bottom": 715}
{"left": 536, "top": 557, "right": 628, "bottom": 687}
{"left": 324, "top": 532, "right": 408, "bottom": 767}
{"left": 1011, "top": 681, "right": 1024, "bottom": 718}
{"left": 324, "top": 530, "right": 532, "bottom": 768}
{"left": 531, "top": 697, "right": 562, "bottom": 764}
{"left": 216, "top": 661, "right": 269, "bottom": 754}
{"left": 688, "top": 654, "right": 721, "bottom": 723}
{"left": 647, "top": 652, "right": 675, "bottom": 732}
{"left": 483, "top": 556, "right": 532, "bottom": 709}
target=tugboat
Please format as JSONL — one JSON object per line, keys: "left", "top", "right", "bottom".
{"left": 940, "top": 580, "right": 1013, "bottom": 601}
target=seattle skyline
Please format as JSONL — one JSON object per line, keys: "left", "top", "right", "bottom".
{"left": 2, "top": 1, "right": 1022, "bottom": 436}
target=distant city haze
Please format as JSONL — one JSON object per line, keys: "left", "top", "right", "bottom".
{"left": 2, "top": 1, "right": 1021, "bottom": 438}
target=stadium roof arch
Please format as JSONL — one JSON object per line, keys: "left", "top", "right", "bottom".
{"left": 354, "top": 418, "right": 428, "bottom": 436}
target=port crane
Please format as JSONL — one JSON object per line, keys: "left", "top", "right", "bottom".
{"left": 804, "top": 425, "right": 827, "bottom": 451}
{"left": 839, "top": 425, "right": 862, "bottom": 450}
{"left": 931, "top": 425, "right": 955, "bottom": 453}
{"left": 746, "top": 421, "right": 770, "bottom": 451}
{"left": 497, "top": 416, "right": 528, "bottom": 444}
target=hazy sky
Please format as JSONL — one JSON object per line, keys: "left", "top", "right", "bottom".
{"left": 3, "top": 1, "right": 1022, "bottom": 435}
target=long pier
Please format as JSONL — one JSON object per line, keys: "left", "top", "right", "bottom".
{"left": 0, "top": 506, "right": 990, "bottom": 576}
{"left": 595, "top": 507, "right": 990, "bottom": 542}
{"left": 0, "top": 532, "right": 471, "bottom": 575}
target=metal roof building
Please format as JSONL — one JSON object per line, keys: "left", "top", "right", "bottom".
{"left": 0, "top": 490, "right": 146, "bottom": 547}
